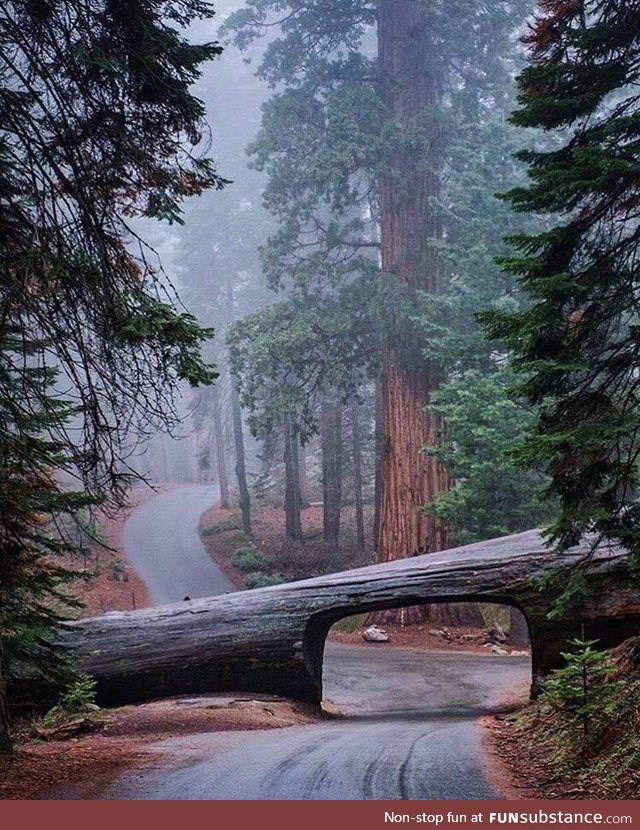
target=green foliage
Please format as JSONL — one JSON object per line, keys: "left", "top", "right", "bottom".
{"left": 423, "top": 368, "right": 552, "bottom": 545}
{"left": 231, "top": 546, "right": 273, "bottom": 572}
{"left": 0, "top": 0, "right": 221, "bottom": 501}
{"left": 202, "top": 515, "right": 242, "bottom": 535}
{"left": 542, "top": 568, "right": 590, "bottom": 622}
{"left": 42, "top": 675, "right": 99, "bottom": 726}
{"left": 0, "top": 332, "right": 99, "bottom": 750}
{"left": 483, "top": 0, "right": 640, "bottom": 560}
{"left": 245, "top": 571, "right": 285, "bottom": 589}
{"left": 226, "top": 0, "right": 539, "bottom": 496}
{"left": 542, "top": 637, "right": 624, "bottom": 756}
{"left": 227, "top": 285, "right": 380, "bottom": 438}
{"left": 0, "top": 0, "right": 224, "bottom": 749}
{"left": 58, "top": 674, "right": 98, "bottom": 714}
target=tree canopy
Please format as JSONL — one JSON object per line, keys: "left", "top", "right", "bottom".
{"left": 484, "top": 0, "right": 640, "bottom": 561}
{"left": 0, "top": 0, "right": 223, "bottom": 748}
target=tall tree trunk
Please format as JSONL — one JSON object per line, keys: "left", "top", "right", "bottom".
{"left": 373, "top": 378, "right": 383, "bottom": 551}
{"left": 212, "top": 386, "right": 230, "bottom": 509}
{"left": 373, "top": 1, "right": 483, "bottom": 628}
{"left": 0, "top": 640, "right": 12, "bottom": 752}
{"left": 298, "top": 442, "right": 310, "bottom": 509}
{"left": 321, "top": 394, "right": 343, "bottom": 549}
{"left": 231, "top": 383, "right": 251, "bottom": 536}
{"left": 283, "top": 419, "right": 304, "bottom": 542}
{"left": 351, "top": 396, "right": 366, "bottom": 554}
{"left": 376, "top": 0, "right": 449, "bottom": 566}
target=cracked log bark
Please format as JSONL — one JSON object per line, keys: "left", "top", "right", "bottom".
{"left": 57, "top": 531, "right": 639, "bottom": 708}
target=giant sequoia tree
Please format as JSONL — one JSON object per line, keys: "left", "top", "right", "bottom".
{"left": 0, "top": 0, "right": 221, "bottom": 748}
{"left": 227, "top": 0, "right": 531, "bottom": 564}
{"left": 485, "top": 0, "right": 640, "bottom": 560}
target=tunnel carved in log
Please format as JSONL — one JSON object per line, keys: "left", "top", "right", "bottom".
{"left": 58, "top": 529, "right": 639, "bottom": 707}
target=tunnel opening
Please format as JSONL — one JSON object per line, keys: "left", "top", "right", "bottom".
{"left": 306, "top": 600, "right": 533, "bottom": 719}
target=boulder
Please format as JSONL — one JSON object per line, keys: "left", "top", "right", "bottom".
{"left": 363, "top": 625, "right": 390, "bottom": 643}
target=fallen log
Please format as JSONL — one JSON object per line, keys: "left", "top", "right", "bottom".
{"left": 59, "top": 529, "right": 639, "bottom": 706}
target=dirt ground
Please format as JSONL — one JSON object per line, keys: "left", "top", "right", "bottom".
{"left": 0, "top": 694, "right": 320, "bottom": 800}
{"left": 328, "top": 623, "right": 529, "bottom": 655}
{"left": 199, "top": 502, "right": 374, "bottom": 589}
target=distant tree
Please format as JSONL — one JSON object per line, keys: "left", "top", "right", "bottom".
{"left": 483, "top": 0, "right": 640, "bottom": 561}
{"left": 0, "top": 0, "right": 222, "bottom": 748}
{"left": 228, "top": 288, "right": 377, "bottom": 540}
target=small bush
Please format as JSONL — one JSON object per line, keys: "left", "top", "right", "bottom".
{"left": 42, "top": 674, "right": 99, "bottom": 726}
{"left": 542, "top": 637, "right": 623, "bottom": 758}
{"left": 202, "top": 515, "right": 241, "bottom": 535}
{"left": 232, "top": 546, "right": 273, "bottom": 572}
{"left": 245, "top": 571, "right": 284, "bottom": 589}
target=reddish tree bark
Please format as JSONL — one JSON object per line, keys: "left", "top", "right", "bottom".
{"left": 375, "top": 1, "right": 483, "bottom": 627}
{"left": 376, "top": 0, "right": 448, "bottom": 563}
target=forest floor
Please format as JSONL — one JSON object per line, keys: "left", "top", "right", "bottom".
{"left": 483, "top": 637, "right": 640, "bottom": 800}
{"left": 199, "top": 502, "right": 375, "bottom": 589}
{"left": 328, "top": 624, "right": 526, "bottom": 655}
{"left": 0, "top": 694, "right": 320, "bottom": 799}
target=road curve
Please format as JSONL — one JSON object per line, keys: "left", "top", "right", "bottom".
{"left": 99, "top": 645, "right": 530, "bottom": 800}
{"left": 122, "top": 484, "right": 236, "bottom": 605}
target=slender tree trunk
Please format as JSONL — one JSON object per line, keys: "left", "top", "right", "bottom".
{"left": 351, "top": 397, "right": 366, "bottom": 554}
{"left": 231, "top": 383, "right": 251, "bottom": 536}
{"left": 321, "top": 394, "right": 343, "bottom": 549}
{"left": 0, "top": 639, "right": 12, "bottom": 752}
{"left": 212, "top": 386, "right": 230, "bottom": 509}
{"left": 373, "top": 379, "right": 383, "bottom": 551}
{"left": 298, "top": 442, "right": 310, "bottom": 509}
{"left": 376, "top": 0, "right": 449, "bottom": 566}
{"left": 283, "top": 419, "right": 304, "bottom": 542}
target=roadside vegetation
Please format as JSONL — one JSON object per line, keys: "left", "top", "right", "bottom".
{"left": 200, "top": 503, "right": 375, "bottom": 589}
{"left": 490, "top": 638, "right": 640, "bottom": 799}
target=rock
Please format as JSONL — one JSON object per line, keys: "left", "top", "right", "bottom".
{"left": 489, "top": 623, "right": 507, "bottom": 643}
{"left": 510, "top": 649, "right": 529, "bottom": 657}
{"left": 429, "top": 628, "right": 446, "bottom": 639}
{"left": 495, "top": 623, "right": 507, "bottom": 641}
{"left": 363, "top": 625, "right": 390, "bottom": 643}
{"left": 491, "top": 645, "right": 508, "bottom": 656}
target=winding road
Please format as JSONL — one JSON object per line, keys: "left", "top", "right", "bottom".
{"left": 123, "top": 484, "right": 235, "bottom": 604}
{"left": 102, "top": 644, "right": 528, "bottom": 800}
{"left": 106, "top": 485, "right": 530, "bottom": 800}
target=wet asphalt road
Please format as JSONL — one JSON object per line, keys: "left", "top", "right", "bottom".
{"left": 100, "top": 644, "right": 530, "bottom": 800}
{"left": 95, "top": 485, "right": 531, "bottom": 800}
{"left": 122, "top": 484, "right": 236, "bottom": 604}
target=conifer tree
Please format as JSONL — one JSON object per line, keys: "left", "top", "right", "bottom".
{"left": 0, "top": 329, "right": 94, "bottom": 750}
{"left": 0, "top": 0, "right": 223, "bottom": 748}
{"left": 484, "top": 0, "right": 640, "bottom": 559}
